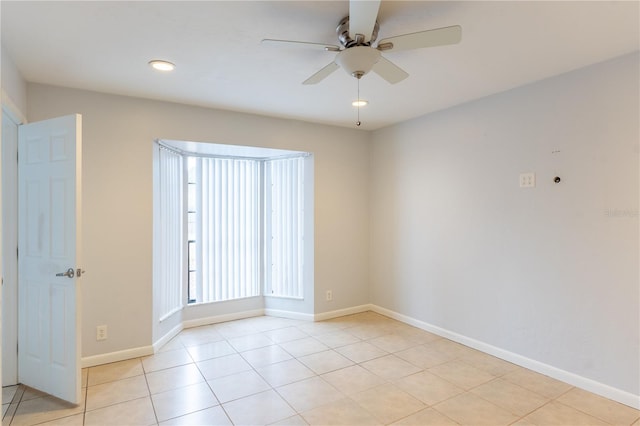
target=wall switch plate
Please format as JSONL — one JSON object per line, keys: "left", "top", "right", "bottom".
{"left": 96, "top": 325, "right": 108, "bottom": 341}
{"left": 326, "top": 290, "right": 333, "bottom": 301}
{"left": 519, "top": 172, "right": 536, "bottom": 188}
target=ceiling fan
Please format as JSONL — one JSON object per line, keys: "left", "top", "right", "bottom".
{"left": 262, "top": 0, "right": 462, "bottom": 85}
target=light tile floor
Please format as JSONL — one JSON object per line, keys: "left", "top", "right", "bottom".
{"left": 3, "top": 312, "right": 639, "bottom": 425}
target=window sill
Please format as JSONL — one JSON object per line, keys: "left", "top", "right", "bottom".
{"left": 264, "top": 295, "right": 304, "bottom": 301}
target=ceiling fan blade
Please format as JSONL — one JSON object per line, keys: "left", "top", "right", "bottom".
{"left": 262, "top": 39, "right": 340, "bottom": 51}
{"left": 372, "top": 56, "right": 409, "bottom": 84}
{"left": 377, "top": 25, "right": 462, "bottom": 52}
{"left": 303, "top": 62, "right": 340, "bottom": 85}
{"left": 349, "top": 0, "right": 381, "bottom": 42}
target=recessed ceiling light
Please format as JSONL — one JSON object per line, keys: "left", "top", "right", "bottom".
{"left": 149, "top": 60, "right": 175, "bottom": 71}
{"left": 352, "top": 100, "right": 368, "bottom": 107}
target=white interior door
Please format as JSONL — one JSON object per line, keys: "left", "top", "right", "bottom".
{"left": 18, "top": 114, "right": 82, "bottom": 405}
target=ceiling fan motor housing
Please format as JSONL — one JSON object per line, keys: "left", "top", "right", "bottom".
{"left": 337, "top": 16, "right": 379, "bottom": 48}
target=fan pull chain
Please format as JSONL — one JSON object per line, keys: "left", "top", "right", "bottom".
{"left": 356, "top": 78, "right": 361, "bottom": 127}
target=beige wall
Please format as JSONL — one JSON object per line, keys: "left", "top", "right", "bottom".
{"left": 1, "top": 46, "right": 27, "bottom": 117}
{"left": 370, "top": 53, "right": 639, "bottom": 397}
{"left": 27, "top": 85, "right": 371, "bottom": 357}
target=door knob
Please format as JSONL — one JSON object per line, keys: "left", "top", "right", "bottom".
{"left": 55, "top": 268, "right": 75, "bottom": 278}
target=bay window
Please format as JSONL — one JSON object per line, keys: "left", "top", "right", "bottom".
{"left": 156, "top": 141, "right": 309, "bottom": 311}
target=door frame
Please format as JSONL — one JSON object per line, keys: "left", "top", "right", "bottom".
{"left": 1, "top": 101, "right": 24, "bottom": 387}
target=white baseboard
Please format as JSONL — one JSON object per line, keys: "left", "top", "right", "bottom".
{"left": 314, "top": 304, "right": 373, "bottom": 322}
{"left": 264, "top": 308, "right": 314, "bottom": 321}
{"left": 182, "top": 309, "right": 265, "bottom": 329}
{"left": 370, "top": 304, "right": 640, "bottom": 410}
{"left": 266, "top": 304, "right": 373, "bottom": 322}
{"left": 89, "top": 306, "right": 366, "bottom": 366}
{"left": 81, "top": 346, "right": 154, "bottom": 369}
{"left": 152, "top": 323, "right": 183, "bottom": 353}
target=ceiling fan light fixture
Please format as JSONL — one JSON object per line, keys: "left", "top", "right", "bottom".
{"left": 149, "top": 60, "right": 175, "bottom": 72}
{"left": 335, "top": 46, "right": 381, "bottom": 78}
{"left": 352, "top": 100, "right": 368, "bottom": 107}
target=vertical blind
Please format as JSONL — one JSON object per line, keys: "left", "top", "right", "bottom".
{"left": 158, "top": 146, "right": 183, "bottom": 319}
{"left": 268, "top": 157, "right": 305, "bottom": 298}
{"left": 196, "top": 157, "right": 260, "bottom": 302}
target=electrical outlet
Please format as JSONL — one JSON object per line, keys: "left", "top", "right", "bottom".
{"left": 326, "top": 290, "right": 333, "bottom": 301}
{"left": 519, "top": 172, "right": 536, "bottom": 188}
{"left": 96, "top": 325, "right": 108, "bottom": 341}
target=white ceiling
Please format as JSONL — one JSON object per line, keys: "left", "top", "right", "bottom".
{"left": 2, "top": 1, "right": 638, "bottom": 130}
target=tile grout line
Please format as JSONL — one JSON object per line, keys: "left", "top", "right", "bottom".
{"left": 82, "top": 382, "right": 88, "bottom": 425}
{"left": 223, "top": 322, "right": 351, "bottom": 423}
{"left": 141, "top": 360, "right": 159, "bottom": 426}
{"left": 228, "top": 325, "right": 302, "bottom": 425}
{"left": 7, "top": 384, "right": 26, "bottom": 425}
{"left": 549, "top": 396, "right": 620, "bottom": 426}
{"left": 190, "top": 339, "right": 236, "bottom": 425}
